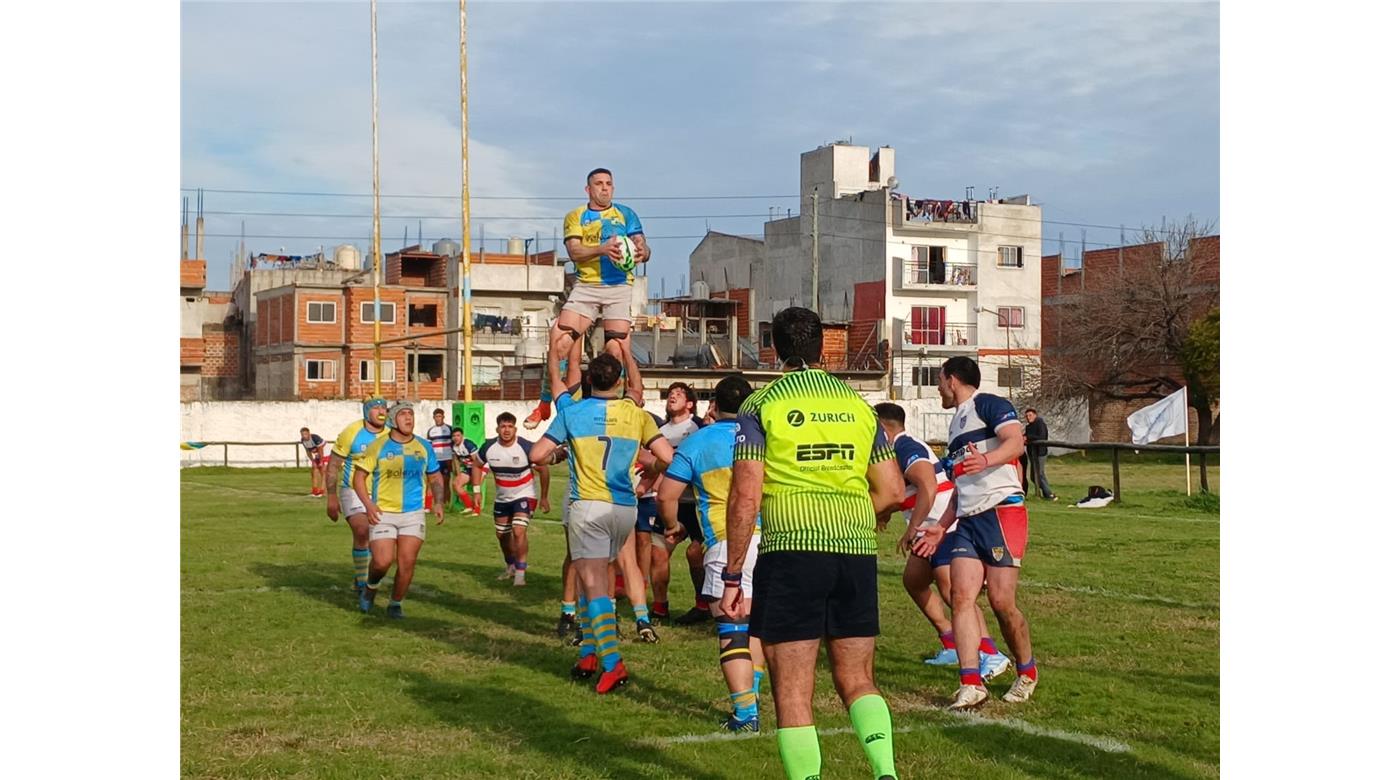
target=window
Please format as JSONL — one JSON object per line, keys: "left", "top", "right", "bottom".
{"left": 908, "top": 306, "right": 945, "bottom": 345}
{"left": 911, "top": 246, "right": 946, "bottom": 285}
{"left": 359, "top": 301, "right": 396, "bottom": 324}
{"left": 995, "top": 306, "right": 1026, "bottom": 328}
{"left": 408, "top": 354, "right": 444, "bottom": 382}
{"left": 759, "top": 322, "right": 773, "bottom": 348}
{"left": 910, "top": 365, "right": 939, "bottom": 386}
{"left": 997, "top": 246, "right": 1024, "bottom": 268}
{"left": 305, "top": 359, "right": 336, "bottom": 382}
{"left": 306, "top": 301, "right": 336, "bottom": 323}
{"left": 408, "top": 303, "right": 438, "bottom": 328}
{"left": 359, "top": 360, "right": 395, "bottom": 383}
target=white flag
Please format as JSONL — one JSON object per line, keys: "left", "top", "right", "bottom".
{"left": 1126, "top": 388, "right": 1188, "bottom": 445}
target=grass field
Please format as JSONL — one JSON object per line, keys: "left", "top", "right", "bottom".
{"left": 182, "top": 458, "right": 1220, "bottom": 779}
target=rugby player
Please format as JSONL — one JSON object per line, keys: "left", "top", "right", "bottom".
{"left": 637, "top": 381, "right": 707, "bottom": 624}
{"left": 915, "top": 356, "right": 1038, "bottom": 708}
{"left": 658, "top": 375, "right": 764, "bottom": 732}
{"left": 426, "top": 408, "right": 455, "bottom": 509}
{"left": 873, "top": 403, "right": 1011, "bottom": 680}
{"left": 530, "top": 351, "right": 674, "bottom": 693}
{"left": 524, "top": 167, "right": 649, "bottom": 430}
{"left": 723, "top": 307, "right": 905, "bottom": 780}
{"left": 449, "top": 427, "right": 481, "bottom": 515}
{"left": 473, "top": 412, "right": 551, "bottom": 587}
{"left": 326, "top": 398, "right": 389, "bottom": 595}
{"left": 351, "top": 402, "right": 445, "bottom": 618}
{"left": 299, "top": 427, "right": 328, "bottom": 497}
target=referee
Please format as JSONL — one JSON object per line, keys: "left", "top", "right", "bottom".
{"left": 721, "top": 307, "right": 905, "bottom": 780}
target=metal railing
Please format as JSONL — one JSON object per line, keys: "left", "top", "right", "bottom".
{"left": 916, "top": 438, "right": 1221, "bottom": 499}
{"left": 903, "top": 262, "right": 977, "bottom": 288}
{"left": 182, "top": 441, "right": 309, "bottom": 469}
{"left": 899, "top": 321, "right": 977, "bottom": 349}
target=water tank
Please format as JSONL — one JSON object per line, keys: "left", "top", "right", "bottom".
{"left": 691, "top": 280, "right": 710, "bottom": 299}
{"left": 507, "top": 237, "right": 526, "bottom": 256}
{"left": 334, "top": 244, "right": 362, "bottom": 270}
{"left": 432, "top": 238, "right": 461, "bottom": 258}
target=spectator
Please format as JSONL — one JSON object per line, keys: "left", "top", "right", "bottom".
{"left": 1023, "top": 409, "right": 1056, "bottom": 500}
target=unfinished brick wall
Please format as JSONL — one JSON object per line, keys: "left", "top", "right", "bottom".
{"left": 202, "top": 324, "right": 241, "bottom": 379}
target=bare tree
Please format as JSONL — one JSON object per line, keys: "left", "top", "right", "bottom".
{"left": 1036, "top": 216, "right": 1219, "bottom": 446}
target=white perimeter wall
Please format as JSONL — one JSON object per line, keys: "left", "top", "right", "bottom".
{"left": 181, "top": 392, "right": 1090, "bottom": 468}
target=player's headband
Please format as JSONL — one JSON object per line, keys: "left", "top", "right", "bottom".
{"left": 363, "top": 397, "right": 388, "bottom": 421}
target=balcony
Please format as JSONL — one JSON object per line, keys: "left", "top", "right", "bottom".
{"left": 891, "top": 196, "right": 979, "bottom": 231}
{"left": 895, "top": 321, "right": 977, "bottom": 353}
{"left": 894, "top": 259, "right": 976, "bottom": 293}
{"left": 470, "top": 263, "right": 564, "bottom": 295}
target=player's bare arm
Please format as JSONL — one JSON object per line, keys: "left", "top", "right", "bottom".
{"left": 867, "top": 457, "right": 904, "bottom": 519}
{"left": 959, "top": 423, "right": 1026, "bottom": 476}
{"left": 351, "top": 468, "right": 381, "bottom": 525}
{"left": 326, "top": 453, "right": 345, "bottom": 521}
{"left": 655, "top": 475, "right": 687, "bottom": 545}
{"left": 897, "top": 460, "right": 939, "bottom": 553}
{"left": 721, "top": 459, "right": 763, "bottom": 619}
{"left": 565, "top": 235, "right": 621, "bottom": 262}
{"left": 630, "top": 233, "right": 651, "bottom": 263}
{"left": 430, "top": 472, "right": 446, "bottom": 524}
{"left": 533, "top": 463, "right": 551, "bottom": 514}
{"left": 528, "top": 436, "right": 559, "bottom": 467}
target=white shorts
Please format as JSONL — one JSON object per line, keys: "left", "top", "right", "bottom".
{"left": 338, "top": 487, "right": 367, "bottom": 517}
{"left": 701, "top": 535, "right": 760, "bottom": 600}
{"left": 562, "top": 282, "right": 633, "bottom": 323}
{"left": 568, "top": 500, "right": 634, "bottom": 561}
{"left": 369, "top": 510, "right": 427, "bottom": 542}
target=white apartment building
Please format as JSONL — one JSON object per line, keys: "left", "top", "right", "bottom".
{"left": 689, "top": 142, "right": 1042, "bottom": 402}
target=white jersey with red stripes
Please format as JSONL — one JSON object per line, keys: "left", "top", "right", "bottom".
{"left": 475, "top": 437, "right": 536, "bottom": 502}
{"left": 892, "top": 431, "right": 954, "bottom": 524}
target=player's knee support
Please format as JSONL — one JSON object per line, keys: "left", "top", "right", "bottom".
{"left": 511, "top": 517, "right": 530, "bottom": 528}
{"left": 717, "top": 619, "right": 751, "bottom": 665}
{"left": 494, "top": 522, "right": 510, "bottom": 535}
{"left": 554, "top": 323, "right": 582, "bottom": 342}
{"left": 603, "top": 329, "right": 628, "bottom": 344}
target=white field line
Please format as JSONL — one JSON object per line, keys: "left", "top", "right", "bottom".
{"left": 183, "top": 480, "right": 313, "bottom": 503}
{"left": 656, "top": 711, "right": 1129, "bottom": 753}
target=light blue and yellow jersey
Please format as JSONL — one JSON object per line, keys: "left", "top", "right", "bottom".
{"left": 663, "top": 419, "right": 760, "bottom": 551}
{"left": 355, "top": 434, "right": 441, "bottom": 513}
{"left": 563, "top": 203, "right": 644, "bottom": 286}
{"left": 543, "top": 396, "right": 661, "bottom": 506}
{"left": 332, "top": 420, "right": 388, "bottom": 489}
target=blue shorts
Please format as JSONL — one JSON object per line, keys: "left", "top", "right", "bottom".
{"left": 636, "top": 496, "right": 662, "bottom": 533}
{"left": 926, "top": 532, "right": 957, "bottom": 569}
{"left": 944, "top": 499, "right": 1028, "bottom": 568}
{"left": 493, "top": 498, "right": 534, "bottom": 521}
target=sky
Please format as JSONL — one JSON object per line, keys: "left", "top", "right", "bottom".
{"left": 181, "top": 0, "right": 1219, "bottom": 292}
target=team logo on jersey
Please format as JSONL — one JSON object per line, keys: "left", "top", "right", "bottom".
{"left": 513, "top": 455, "right": 521, "bottom": 464}
{"left": 786, "top": 410, "right": 805, "bottom": 427}
{"left": 384, "top": 452, "right": 397, "bottom": 460}
{"left": 796, "top": 442, "right": 856, "bottom": 462}
{"left": 992, "top": 546, "right": 1005, "bottom": 561}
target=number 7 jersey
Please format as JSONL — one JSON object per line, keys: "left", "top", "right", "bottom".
{"left": 542, "top": 396, "right": 661, "bottom": 507}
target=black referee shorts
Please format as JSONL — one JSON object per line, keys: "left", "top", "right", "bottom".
{"left": 749, "top": 551, "right": 879, "bottom": 643}
{"left": 677, "top": 502, "right": 703, "bottom": 544}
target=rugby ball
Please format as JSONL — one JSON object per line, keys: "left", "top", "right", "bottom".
{"left": 612, "top": 235, "right": 638, "bottom": 273}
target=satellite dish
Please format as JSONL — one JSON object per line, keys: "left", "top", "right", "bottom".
{"left": 887, "top": 176, "right": 900, "bottom": 190}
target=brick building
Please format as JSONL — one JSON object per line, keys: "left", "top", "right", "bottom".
{"left": 1042, "top": 235, "right": 1219, "bottom": 442}
{"left": 180, "top": 257, "right": 242, "bottom": 401}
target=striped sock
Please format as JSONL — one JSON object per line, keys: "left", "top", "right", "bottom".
{"left": 753, "top": 663, "right": 766, "bottom": 696}
{"left": 516, "top": 561, "right": 527, "bottom": 571}
{"left": 1017, "top": 657, "right": 1038, "bottom": 680}
{"left": 632, "top": 602, "right": 649, "bottom": 622}
{"left": 980, "top": 636, "right": 1000, "bottom": 655}
{"left": 588, "top": 596, "right": 622, "bottom": 672}
{"left": 561, "top": 601, "right": 576, "bottom": 617}
{"left": 352, "top": 547, "right": 370, "bottom": 588}
{"left": 960, "top": 668, "right": 983, "bottom": 687}
{"left": 730, "top": 689, "right": 758, "bottom": 721}
{"left": 577, "top": 607, "right": 596, "bottom": 659}
{"left": 939, "top": 631, "right": 956, "bottom": 650}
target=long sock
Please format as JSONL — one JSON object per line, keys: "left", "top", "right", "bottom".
{"left": 632, "top": 602, "right": 650, "bottom": 622}
{"left": 652, "top": 600, "right": 669, "bottom": 616}
{"left": 939, "top": 631, "right": 956, "bottom": 650}
{"left": 388, "top": 599, "right": 402, "bottom": 608}
{"left": 352, "top": 547, "right": 370, "bottom": 588}
{"left": 455, "top": 489, "right": 471, "bottom": 505}
{"left": 588, "top": 596, "right": 622, "bottom": 672}
{"left": 729, "top": 688, "right": 758, "bottom": 721}
{"left": 1017, "top": 657, "right": 1038, "bottom": 681}
{"left": 776, "top": 726, "right": 822, "bottom": 780}
{"left": 753, "top": 663, "right": 767, "bottom": 697}
{"left": 561, "top": 601, "right": 576, "bottom": 617}
{"left": 849, "top": 694, "right": 897, "bottom": 779}
{"left": 960, "top": 668, "right": 983, "bottom": 687}
{"left": 577, "top": 607, "right": 596, "bottom": 659}
{"left": 980, "top": 636, "right": 1000, "bottom": 655}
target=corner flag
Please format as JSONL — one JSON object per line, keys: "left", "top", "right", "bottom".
{"left": 1126, "top": 388, "right": 1188, "bottom": 446}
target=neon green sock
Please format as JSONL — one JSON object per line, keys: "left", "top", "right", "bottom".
{"left": 777, "top": 725, "right": 821, "bottom": 780}
{"left": 849, "top": 694, "right": 897, "bottom": 779}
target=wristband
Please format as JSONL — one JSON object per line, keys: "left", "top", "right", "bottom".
{"left": 720, "top": 569, "right": 743, "bottom": 585}
{"left": 952, "top": 461, "right": 968, "bottom": 478}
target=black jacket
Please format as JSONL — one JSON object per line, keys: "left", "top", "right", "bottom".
{"left": 1025, "top": 418, "right": 1049, "bottom": 458}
